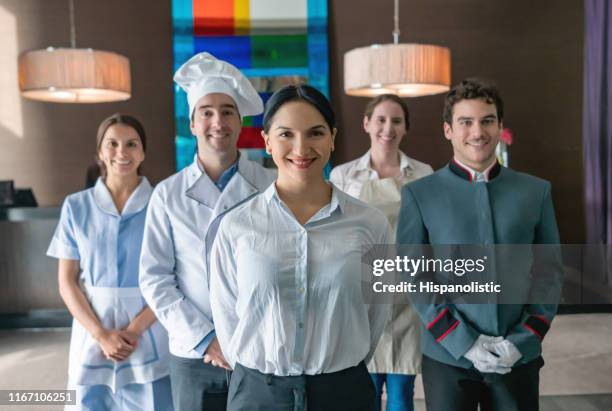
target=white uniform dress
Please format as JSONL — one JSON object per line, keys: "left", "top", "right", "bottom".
{"left": 330, "top": 150, "right": 433, "bottom": 375}
{"left": 47, "top": 177, "right": 173, "bottom": 411}
{"left": 209, "top": 183, "right": 392, "bottom": 376}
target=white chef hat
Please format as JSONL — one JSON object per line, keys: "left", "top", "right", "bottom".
{"left": 173, "top": 52, "right": 263, "bottom": 118}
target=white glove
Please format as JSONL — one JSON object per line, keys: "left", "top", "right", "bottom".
{"left": 484, "top": 339, "right": 522, "bottom": 368}
{"left": 464, "top": 335, "right": 511, "bottom": 374}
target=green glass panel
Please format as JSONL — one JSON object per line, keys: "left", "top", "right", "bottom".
{"left": 251, "top": 34, "right": 308, "bottom": 68}
{"left": 242, "top": 116, "right": 254, "bottom": 127}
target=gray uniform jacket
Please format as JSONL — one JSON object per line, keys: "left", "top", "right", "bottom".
{"left": 396, "top": 161, "right": 563, "bottom": 369}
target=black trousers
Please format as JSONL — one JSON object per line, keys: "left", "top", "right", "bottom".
{"left": 169, "top": 354, "right": 230, "bottom": 411}
{"left": 422, "top": 355, "right": 544, "bottom": 411}
{"left": 227, "top": 362, "right": 376, "bottom": 411}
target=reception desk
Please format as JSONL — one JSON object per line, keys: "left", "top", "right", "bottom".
{"left": 0, "top": 207, "right": 65, "bottom": 318}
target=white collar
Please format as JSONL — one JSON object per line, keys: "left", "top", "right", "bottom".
{"left": 355, "top": 149, "right": 415, "bottom": 174}
{"left": 263, "top": 182, "right": 343, "bottom": 219}
{"left": 93, "top": 177, "right": 152, "bottom": 217}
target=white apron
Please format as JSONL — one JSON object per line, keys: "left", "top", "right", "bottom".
{"left": 68, "top": 284, "right": 170, "bottom": 393}
{"left": 359, "top": 177, "right": 422, "bottom": 375}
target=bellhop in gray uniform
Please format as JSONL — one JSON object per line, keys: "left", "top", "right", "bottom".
{"left": 396, "top": 78, "right": 563, "bottom": 411}
{"left": 398, "top": 161, "right": 563, "bottom": 411}
{"left": 400, "top": 161, "right": 562, "bottom": 364}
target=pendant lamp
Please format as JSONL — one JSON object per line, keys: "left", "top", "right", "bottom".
{"left": 344, "top": 0, "right": 451, "bottom": 97}
{"left": 18, "top": 0, "right": 131, "bottom": 103}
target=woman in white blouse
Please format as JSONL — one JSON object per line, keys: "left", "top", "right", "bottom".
{"left": 209, "top": 85, "right": 391, "bottom": 410}
{"left": 330, "top": 95, "right": 433, "bottom": 411}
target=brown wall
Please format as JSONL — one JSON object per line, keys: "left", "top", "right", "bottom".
{"left": 0, "top": 0, "right": 175, "bottom": 206}
{"left": 0, "top": 0, "right": 584, "bottom": 242}
{"left": 329, "top": 0, "right": 584, "bottom": 243}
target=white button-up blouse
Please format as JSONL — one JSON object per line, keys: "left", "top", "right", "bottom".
{"left": 329, "top": 150, "right": 434, "bottom": 198}
{"left": 210, "top": 183, "right": 392, "bottom": 376}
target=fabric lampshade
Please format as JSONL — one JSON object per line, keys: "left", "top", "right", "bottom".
{"left": 344, "top": 43, "right": 451, "bottom": 97}
{"left": 18, "top": 47, "right": 131, "bottom": 103}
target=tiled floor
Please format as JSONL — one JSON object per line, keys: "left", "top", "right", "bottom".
{"left": 1, "top": 313, "right": 611, "bottom": 410}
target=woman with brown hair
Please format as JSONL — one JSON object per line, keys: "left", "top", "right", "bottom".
{"left": 330, "top": 95, "right": 433, "bottom": 411}
{"left": 47, "top": 114, "right": 173, "bottom": 410}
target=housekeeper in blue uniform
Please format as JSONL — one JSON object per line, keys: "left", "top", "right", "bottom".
{"left": 397, "top": 78, "right": 563, "bottom": 411}
{"left": 331, "top": 94, "right": 433, "bottom": 411}
{"left": 48, "top": 114, "right": 173, "bottom": 411}
{"left": 209, "top": 85, "right": 391, "bottom": 411}
{"left": 139, "top": 52, "right": 275, "bottom": 411}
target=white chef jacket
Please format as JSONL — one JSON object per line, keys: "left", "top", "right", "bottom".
{"left": 209, "top": 183, "right": 392, "bottom": 376}
{"left": 139, "top": 154, "right": 275, "bottom": 358}
{"left": 329, "top": 150, "right": 433, "bottom": 199}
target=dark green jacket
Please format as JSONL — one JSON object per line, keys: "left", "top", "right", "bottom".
{"left": 397, "top": 161, "right": 562, "bottom": 368}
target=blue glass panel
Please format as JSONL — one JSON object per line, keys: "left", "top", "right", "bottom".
{"left": 173, "top": 0, "right": 194, "bottom": 170}
{"left": 248, "top": 92, "right": 273, "bottom": 126}
{"left": 193, "top": 36, "right": 252, "bottom": 68}
{"left": 172, "top": 0, "right": 192, "bottom": 26}
{"left": 308, "top": 0, "right": 329, "bottom": 98}
{"left": 176, "top": 136, "right": 197, "bottom": 171}
{"left": 242, "top": 67, "right": 309, "bottom": 77}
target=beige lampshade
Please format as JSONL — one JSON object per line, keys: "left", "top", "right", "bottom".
{"left": 18, "top": 47, "right": 131, "bottom": 103}
{"left": 344, "top": 43, "right": 451, "bottom": 97}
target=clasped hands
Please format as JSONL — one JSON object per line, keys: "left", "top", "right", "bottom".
{"left": 464, "top": 334, "right": 522, "bottom": 374}
{"left": 94, "top": 326, "right": 141, "bottom": 362}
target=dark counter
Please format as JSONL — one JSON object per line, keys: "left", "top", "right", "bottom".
{"left": 0, "top": 207, "right": 64, "bottom": 316}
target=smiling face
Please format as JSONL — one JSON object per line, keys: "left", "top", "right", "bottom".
{"left": 98, "top": 123, "right": 145, "bottom": 178}
{"left": 263, "top": 100, "right": 336, "bottom": 185}
{"left": 364, "top": 100, "right": 407, "bottom": 153}
{"left": 444, "top": 98, "right": 502, "bottom": 171}
{"left": 190, "top": 93, "right": 242, "bottom": 157}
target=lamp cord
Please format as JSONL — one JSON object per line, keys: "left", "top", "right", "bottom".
{"left": 69, "top": 0, "right": 76, "bottom": 48}
{"left": 393, "top": 0, "right": 400, "bottom": 44}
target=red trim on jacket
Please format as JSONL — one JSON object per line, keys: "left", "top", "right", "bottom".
{"left": 533, "top": 315, "right": 551, "bottom": 326}
{"left": 450, "top": 159, "right": 473, "bottom": 182}
{"left": 427, "top": 307, "right": 450, "bottom": 329}
{"left": 435, "top": 320, "right": 460, "bottom": 343}
{"left": 524, "top": 323, "right": 544, "bottom": 341}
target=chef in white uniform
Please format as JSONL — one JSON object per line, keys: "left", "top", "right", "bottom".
{"left": 48, "top": 113, "right": 173, "bottom": 411}
{"left": 139, "top": 52, "right": 275, "bottom": 411}
{"left": 330, "top": 94, "right": 432, "bottom": 411}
